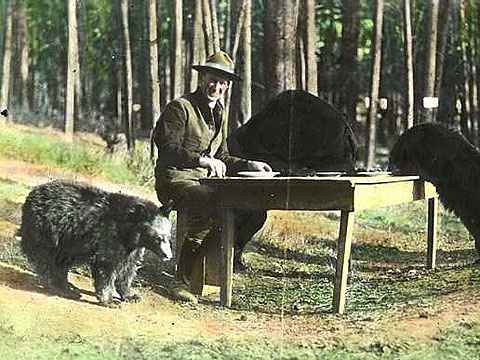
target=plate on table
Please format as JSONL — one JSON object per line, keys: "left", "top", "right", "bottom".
{"left": 355, "top": 171, "right": 392, "bottom": 177}
{"left": 314, "top": 171, "right": 346, "bottom": 177}
{"left": 237, "top": 171, "right": 280, "bottom": 178}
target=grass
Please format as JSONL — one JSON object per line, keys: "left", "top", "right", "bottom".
{"left": 0, "top": 324, "right": 348, "bottom": 360}
{"left": 235, "top": 232, "right": 478, "bottom": 315}
{"left": 0, "top": 124, "right": 154, "bottom": 186}
{"left": 0, "top": 124, "right": 479, "bottom": 359}
{"left": 232, "top": 202, "right": 477, "bottom": 315}
{"left": 0, "top": 180, "right": 30, "bottom": 267}
{"left": 1, "top": 310, "right": 479, "bottom": 360}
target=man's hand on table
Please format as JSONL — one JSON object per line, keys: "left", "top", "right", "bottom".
{"left": 247, "top": 160, "right": 273, "bottom": 172}
{"left": 199, "top": 156, "right": 227, "bottom": 177}
{"left": 199, "top": 157, "right": 273, "bottom": 178}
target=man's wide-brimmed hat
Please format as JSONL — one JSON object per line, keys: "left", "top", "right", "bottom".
{"left": 192, "top": 51, "right": 241, "bottom": 81}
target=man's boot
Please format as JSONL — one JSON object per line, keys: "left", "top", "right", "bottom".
{"left": 169, "top": 279, "right": 198, "bottom": 304}
{"left": 169, "top": 239, "right": 199, "bottom": 304}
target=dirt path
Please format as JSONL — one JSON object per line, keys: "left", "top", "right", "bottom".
{"left": 0, "top": 158, "right": 157, "bottom": 200}
{"left": 1, "top": 158, "right": 480, "bottom": 350}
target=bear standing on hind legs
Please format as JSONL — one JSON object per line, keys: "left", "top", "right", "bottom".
{"left": 388, "top": 123, "right": 480, "bottom": 264}
{"left": 20, "top": 180, "right": 173, "bottom": 306}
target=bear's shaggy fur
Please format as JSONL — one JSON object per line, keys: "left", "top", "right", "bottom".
{"left": 20, "top": 180, "right": 173, "bottom": 305}
{"left": 228, "top": 90, "right": 357, "bottom": 174}
{"left": 389, "top": 123, "right": 480, "bottom": 262}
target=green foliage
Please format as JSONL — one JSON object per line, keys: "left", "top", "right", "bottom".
{"left": 0, "top": 180, "right": 30, "bottom": 203}
{"left": 0, "top": 237, "right": 29, "bottom": 270}
{"left": 0, "top": 126, "right": 155, "bottom": 186}
{"left": 27, "top": 0, "right": 68, "bottom": 116}
{"left": 0, "top": 180, "right": 29, "bottom": 268}
{"left": 85, "top": 0, "right": 114, "bottom": 102}
{"left": 357, "top": 202, "right": 428, "bottom": 234}
{"left": 127, "top": 141, "right": 156, "bottom": 187}
{"left": 0, "top": 196, "right": 22, "bottom": 226}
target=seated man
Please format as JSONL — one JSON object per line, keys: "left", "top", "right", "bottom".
{"left": 153, "top": 51, "right": 272, "bottom": 304}
{"left": 228, "top": 90, "right": 357, "bottom": 174}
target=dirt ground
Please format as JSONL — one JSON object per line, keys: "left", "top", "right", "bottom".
{"left": 1, "top": 158, "right": 480, "bottom": 352}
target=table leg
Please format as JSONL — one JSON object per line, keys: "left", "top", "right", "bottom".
{"left": 220, "top": 208, "right": 235, "bottom": 307}
{"left": 333, "top": 210, "right": 355, "bottom": 314}
{"left": 427, "top": 197, "right": 439, "bottom": 269}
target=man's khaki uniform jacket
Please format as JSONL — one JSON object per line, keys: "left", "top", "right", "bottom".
{"left": 153, "top": 89, "right": 248, "bottom": 201}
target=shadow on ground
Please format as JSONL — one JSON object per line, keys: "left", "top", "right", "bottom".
{"left": 0, "top": 263, "right": 165, "bottom": 308}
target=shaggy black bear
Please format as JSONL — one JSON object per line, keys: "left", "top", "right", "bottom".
{"left": 228, "top": 90, "right": 357, "bottom": 174}
{"left": 20, "top": 180, "right": 173, "bottom": 305}
{"left": 389, "top": 123, "right": 480, "bottom": 263}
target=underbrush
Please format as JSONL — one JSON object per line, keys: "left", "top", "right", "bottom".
{"left": 0, "top": 181, "right": 30, "bottom": 268}
{"left": 0, "top": 124, "right": 154, "bottom": 186}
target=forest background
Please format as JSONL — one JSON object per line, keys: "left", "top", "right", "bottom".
{"left": 0, "top": 0, "right": 478, "bottom": 167}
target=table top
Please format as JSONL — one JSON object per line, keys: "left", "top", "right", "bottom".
{"left": 201, "top": 174, "right": 422, "bottom": 186}
{"left": 200, "top": 175, "right": 436, "bottom": 211}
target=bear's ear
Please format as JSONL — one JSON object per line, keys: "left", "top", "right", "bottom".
{"left": 160, "top": 199, "right": 174, "bottom": 218}
{"left": 126, "top": 203, "right": 149, "bottom": 222}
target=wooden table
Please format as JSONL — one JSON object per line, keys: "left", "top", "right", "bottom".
{"left": 200, "top": 175, "right": 439, "bottom": 314}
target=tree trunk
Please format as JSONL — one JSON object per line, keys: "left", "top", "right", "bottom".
{"left": 16, "top": 0, "right": 30, "bottom": 113}
{"left": 149, "top": 0, "right": 161, "bottom": 125}
{"left": 202, "top": 0, "right": 214, "bottom": 55}
{"left": 65, "top": 0, "right": 79, "bottom": 137}
{"left": 0, "top": 0, "right": 13, "bottom": 124}
{"left": 163, "top": 44, "right": 171, "bottom": 105}
{"left": 116, "top": 68, "right": 123, "bottom": 134}
{"left": 138, "top": 0, "right": 151, "bottom": 131}
{"left": 120, "top": 0, "right": 134, "bottom": 149}
{"left": 365, "top": 0, "right": 384, "bottom": 168}
{"left": 476, "top": 0, "right": 480, "bottom": 137}
{"left": 75, "top": 0, "right": 85, "bottom": 124}
{"left": 304, "top": 0, "right": 317, "bottom": 96}
{"left": 105, "top": 1, "right": 121, "bottom": 135}
{"left": 459, "top": 0, "right": 470, "bottom": 136}
{"left": 466, "top": 0, "right": 478, "bottom": 145}
{"left": 436, "top": 28, "right": 457, "bottom": 127}
{"left": 230, "top": 0, "right": 245, "bottom": 59}
{"left": 173, "top": 0, "right": 183, "bottom": 99}
{"left": 263, "top": 0, "right": 299, "bottom": 99}
{"left": 296, "top": 25, "right": 306, "bottom": 91}
{"left": 239, "top": 0, "right": 252, "bottom": 123}
{"left": 318, "top": 1, "right": 339, "bottom": 104}
{"left": 209, "top": 0, "right": 220, "bottom": 52}
{"left": 183, "top": 4, "right": 192, "bottom": 91}
{"left": 434, "top": 0, "right": 451, "bottom": 106}
{"left": 339, "top": 0, "right": 360, "bottom": 123}
{"left": 421, "top": 0, "right": 439, "bottom": 123}
{"left": 403, "top": 0, "right": 414, "bottom": 129}
{"left": 226, "top": 0, "right": 245, "bottom": 133}
{"left": 191, "top": 0, "right": 205, "bottom": 91}
{"left": 224, "top": 0, "right": 231, "bottom": 53}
